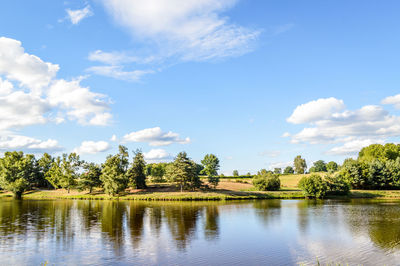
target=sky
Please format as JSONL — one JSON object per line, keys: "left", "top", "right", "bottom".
{"left": 0, "top": 0, "right": 400, "bottom": 175}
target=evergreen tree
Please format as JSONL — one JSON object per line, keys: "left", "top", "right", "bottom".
{"left": 166, "top": 152, "right": 201, "bottom": 191}
{"left": 79, "top": 162, "right": 102, "bottom": 193}
{"left": 127, "top": 150, "right": 147, "bottom": 189}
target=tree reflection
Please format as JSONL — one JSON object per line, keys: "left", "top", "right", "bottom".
{"left": 127, "top": 202, "right": 146, "bottom": 249}
{"left": 253, "top": 200, "right": 281, "bottom": 226}
{"left": 100, "top": 201, "right": 126, "bottom": 256}
{"left": 204, "top": 205, "right": 219, "bottom": 241}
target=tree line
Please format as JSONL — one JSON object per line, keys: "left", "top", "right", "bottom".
{"left": 0, "top": 146, "right": 221, "bottom": 199}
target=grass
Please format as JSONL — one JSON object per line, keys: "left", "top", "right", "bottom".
{"left": 2, "top": 174, "right": 400, "bottom": 201}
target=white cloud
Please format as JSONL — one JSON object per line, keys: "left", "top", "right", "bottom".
{"left": 269, "top": 161, "right": 293, "bottom": 170}
{"left": 287, "top": 97, "right": 345, "bottom": 124}
{"left": 0, "top": 135, "right": 62, "bottom": 152}
{"left": 0, "top": 77, "right": 13, "bottom": 95}
{"left": 143, "top": 149, "right": 172, "bottom": 162}
{"left": 382, "top": 94, "right": 400, "bottom": 109}
{"left": 282, "top": 132, "right": 291, "bottom": 138}
{"left": 0, "top": 91, "right": 50, "bottom": 130}
{"left": 327, "top": 138, "right": 385, "bottom": 156}
{"left": 110, "top": 134, "right": 117, "bottom": 142}
{"left": 73, "top": 141, "right": 111, "bottom": 155}
{"left": 66, "top": 5, "right": 93, "bottom": 25}
{"left": 122, "top": 127, "right": 190, "bottom": 146}
{"left": 88, "top": 50, "right": 156, "bottom": 65}
{"left": 101, "top": 0, "right": 259, "bottom": 62}
{"left": 48, "top": 78, "right": 112, "bottom": 126}
{"left": 0, "top": 37, "right": 59, "bottom": 95}
{"left": 286, "top": 97, "right": 400, "bottom": 156}
{"left": 86, "top": 66, "right": 154, "bottom": 81}
{"left": 259, "top": 150, "right": 280, "bottom": 158}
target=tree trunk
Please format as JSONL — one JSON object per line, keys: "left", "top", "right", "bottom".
{"left": 13, "top": 191, "right": 22, "bottom": 200}
{"left": 180, "top": 184, "right": 183, "bottom": 192}
{"left": 89, "top": 187, "right": 93, "bottom": 194}
{"left": 68, "top": 188, "right": 70, "bottom": 193}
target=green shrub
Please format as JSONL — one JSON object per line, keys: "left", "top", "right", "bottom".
{"left": 252, "top": 172, "right": 280, "bottom": 191}
{"left": 326, "top": 175, "right": 350, "bottom": 195}
{"left": 298, "top": 174, "right": 327, "bottom": 198}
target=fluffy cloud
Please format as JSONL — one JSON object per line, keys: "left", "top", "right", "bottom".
{"left": 287, "top": 97, "right": 345, "bottom": 124}
{"left": 122, "top": 127, "right": 190, "bottom": 146}
{"left": 382, "top": 94, "right": 400, "bottom": 109}
{"left": 73, "top": 141, "right": 111, "bottom": 155}
{"left": 286, "top": 97, "right": 400, "bottom": 156}
{"left": 0, "top": 37, "right": 59, "bottom": 94}
{"left": 66, "top": 5, "right": 93, "bottom": 25}
{"left": 48, "top": 78, "right": 112, "bottom": 125}
{"left": 143, "top": 149, "right": 172, "bottom": 162}
{"left": 0, "top": 135, "right": 62, "bottom": 152}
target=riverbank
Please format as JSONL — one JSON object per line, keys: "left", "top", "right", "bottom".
{"left": 2, "top": 180, "right": 400, "bottom": 201}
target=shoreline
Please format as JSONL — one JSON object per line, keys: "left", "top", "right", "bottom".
{"left": 2, "top": 189, "right": 400, "bottom": 201}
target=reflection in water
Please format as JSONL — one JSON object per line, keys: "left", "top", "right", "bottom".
{"left": 1, "top": 199, "right": 400, "bottom": 265}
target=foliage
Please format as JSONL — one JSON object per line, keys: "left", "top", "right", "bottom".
{"left": 201, "top": 154, "right": 220, "bottom": 188}
{"left": 312, "top": 160, "right": 327, "bottom": 172}
{"left": 165, "top": 152, "right": 201, "bottom": 191}
{"left": 326, "top": 161, "right": 339, "bottom": 173}
{"left": 283, "top": 166, "right": 294, "bottom": 174}
{"left": 37, "top": 153, "right": 54, "bottom": 188}
{"left": 59, "top": 153, "right": 82, "bottom": 193}
{"left": 147, "top": 163, "right": 167, "bottom": 182}
{"left": 273, "top": 168, "right": 282, "bottom": 174}
{"left": 252, "top": 171, "right": 281, "bottom": 191}
{"left": 233, "top": 170, "right": 239, "bottom": 177}
{"left": 358, "top": 143, "right": 400, "bottom": 163}
{"left": 298, "top": 174, "right": 327, "bottom": 198}
{"left": 325, "top": 174, "right": 350, "bottom": 195}
{"left": 79, "top": 162, "right": 102, "bottom": 193}
{"left": 0, "top": 151, "right": 36, "bottom": 199}
{"left": 294, "top": 155, "right": 307, "bottom": 174}
{"left": 127, "top": 150, "right": 147, "bottom": 189}
{"left": 100, "top": 145, "right": 130, "bottom": 196}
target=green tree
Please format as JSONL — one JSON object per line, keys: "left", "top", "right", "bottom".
{"left": 294, "top": 155, "right": 307, "bottom": 174}
{"left": 46, "top": 157, "right": 63, "bottom": 189}
{"left": 0, "top": 151, "right": 37, "bottom": 199}
{"left": 273, "top": 168, "right": 282, "bottom": 174}
{"left": 298, "top": 174, "right": 327, "bottom": 198}
{"left": 79, "top": 162, "right": 102, "bottom": 193}
{"left": 127, "top": 150, "right": 147, "bottom": 189}
{"left": 148, "top": 163, "right": 167, "bottom": 182}
{"left": 312, "top": 160, "right": 327, "bottom": 172}
{"left": 283, "top": 166, "right": 294, "bottom": 174}
{"left": 252, "top": 171, "right": 280, "bottom": 191}
{"left": 326, "top": 161, "right": 339, "bottom": 173}
{"left": 58, "top": 153, "right": 82, "bottom": 193}
{"left": 233, "top": 170, "right": 239, "bottom": 177}
{"left": 201, "top": 154, "right": 220, "bottom": 188}
{"left": 100, "top": 145, "right": 130, "bottom": 196}
{"left": 37, "top": 153, "right": 54, "bottom": 188}
{"left": 165, "top": 152, "right": 201, "bottom": 191}
{"left": 358, "top": 143, "right": 400, "bottom": 163}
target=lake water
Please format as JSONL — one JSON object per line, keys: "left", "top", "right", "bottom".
{"left": 1, "top": 199, "right": 400, "bottom": 265}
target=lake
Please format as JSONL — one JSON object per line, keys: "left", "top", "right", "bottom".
{"left": 1, "top": 199, "right": 400, "bottom": 265}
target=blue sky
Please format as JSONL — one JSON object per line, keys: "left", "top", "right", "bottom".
{"left": 0, "top": 0, "right": 400, "bottom": 174}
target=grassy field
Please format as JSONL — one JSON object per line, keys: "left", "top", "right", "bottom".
{"left": 2, "top": 174, "right": 400, "bottom": 201}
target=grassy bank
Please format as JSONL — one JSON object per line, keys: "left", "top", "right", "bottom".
{"left": 2, "top": 178, "right": 400, "bottom": 201}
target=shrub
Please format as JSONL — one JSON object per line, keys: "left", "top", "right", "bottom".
{"left": 298, "top": 174, "right": 327, "bottom": 198}
{"left": 252, "top": 172, "right": 280, "bottom": 191}
{"left": 325, "top": 174, "right": 350, "bottom": 195}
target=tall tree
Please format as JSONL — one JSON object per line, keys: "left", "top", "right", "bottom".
{"left": 79, "top": 162, "right": 102, "bottom": 193}
{"left": 233, "top": 170, "right": 239, "bottom": 177}
{"left": 201, "top": 154, "right": 220, "bottom": 188}
{"left": 127, "top": 150, "right": 147, "bottom": 189}
{"left": 326, "top": 161, "right": 339, "bottom": 173}
{"left": 58, "top": 153, "right": 82, "bottom": 193}
{"left": 294, "top": 155, "right": 307, "bottom": 174}
{"left": 46, "top": 157, "right": 63, "bottom": 189}
{"left": 273, "top": 168, "right": 282, "bottom": 174}
{"left": 313, "top": 160, "right": 327, "bottom": 172}
{"left": 100, "top": 145, "right": 130, "bottom": 196}
{"left": 37, "top": 153, "right": 54, "bottom": 188}
{"left": 0, "top": 151, "right": 37, "bottom": 199}
{"left": 283, "top": 166, "right": 294, "bottom": 174}
{"left": 165, "top": 152, "right": 200, "bottom": 191}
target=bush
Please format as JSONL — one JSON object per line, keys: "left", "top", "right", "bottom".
{"left": 252, "top": 173, "right": 280, "bottom": 191}
{"left": 326, "top": 175, "right": 350, "bottom": 195}
{"left": 298, "top": 174, "right": 327, "bottom": 198}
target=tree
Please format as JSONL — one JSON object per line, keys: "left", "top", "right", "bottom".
{"left": 358, "top": 143, "right": 400, "bottom": 163}
{"left": 0, "top": 151, "right": 36, "bottom": 199}
{"left": 294, "top": 155, "right": 307, "bottom": 174}
{"left": 165, "top": 152, "right": 201, "bottom": 191}
{"left": 273, "top": 168, "right": 282, "bottom": 174}
{"left": 58, "top": 153, "right": 82, "bottom": 193}
{"left": 201, "top": 154, "right": 220, "bottom": 188}
{"left": 46, "top": 157, "right": 63, "bottom": 189}
{"left": 79, "top": 162, "right": 102, "bottom": 193}
{"left": 298, "top": 174, "right": 327, "bottom": 198}
{"left": 233, "top": 170, "right": 239, "bottom": 177}
{"left": 326, "top": 161, "right": 338, "bottom": 173}
{"left": 252, "top": 171, "right": 280, "bottom": 191}
{"left": 37, "top": 153, "right": 54, "bottom": 188}
{"left": 313, "top": 160, "right": 327, "bottom": 172}
{"left": 100, "top": 145, "right": 130, "bottom": 196}
{"left": 283, "top": 166, "right": 294, "bottom": 174}
{"left": 148, "top": 163, "right": 167, "bottom": 182}
{"left": 127, "top": 150, "right": 147, "bottom": 189}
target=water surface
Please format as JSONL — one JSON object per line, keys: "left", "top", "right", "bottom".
{"left": 1, "top": 199, "right": 400, "bottom": 265}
